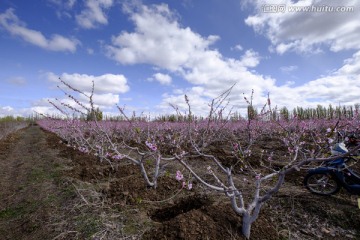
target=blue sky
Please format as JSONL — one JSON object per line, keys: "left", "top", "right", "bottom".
{"left": 0, "top": 0, "right": 359, "bottom": 118}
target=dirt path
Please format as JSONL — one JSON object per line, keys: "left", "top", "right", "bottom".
{"left": 0, "top": 125, "right": 128, "bottom": 240}
{"left": 0, "top": 125, "right": 70, "bottom": 239}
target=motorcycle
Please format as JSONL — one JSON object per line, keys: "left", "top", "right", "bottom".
{"left": 304, "top": 142, "right": 360, "bottom": 196}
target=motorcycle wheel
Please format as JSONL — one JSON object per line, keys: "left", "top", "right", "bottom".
{"left": 304, "top": 172, "right": 341, "bottom": 195}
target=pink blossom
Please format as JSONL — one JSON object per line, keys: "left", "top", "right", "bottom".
{"left": 146, "top": 141, "right": 157, "bottom": 151}
{"left": 188, "top": 182, "right": 193, "bottom": 190}
{"left": 176, "top": 170, "right": 184, "bottom": 181}
{"left": 78, "top": 146, "right": 88, "bottom": 153}
{"left": 112, "top": 154, "right": 123, "bottom": 160}
{"left": 145, "top": 141, "right": 152, "bottom": 148}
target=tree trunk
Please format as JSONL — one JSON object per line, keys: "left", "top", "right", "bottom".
{"left": 242, "top": 212, "right": 252, "bottom": 239}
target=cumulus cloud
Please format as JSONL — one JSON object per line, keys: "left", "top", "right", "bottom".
{"left": 45, "top": 72, "right": 129, "bottom": 112}
{"left": 104, "top": 3, "right": 271, "bottom": 115}
{"left": 104, "top": 3, "right": 275, "bottom": 115}
{"left": 76, "top": 0, "right": 113, "bottom": 29}
{"left": 158, "top": 86, "right": 212, "bottom": 116}
{"left": 47, "top": 72, "right": 129, "bottom": 94}
{"left": 0, "top": 8, "right": 80, "bottom": 52}
{"left": 103, "top": 2, "right": 360, "bottom": 116}
{"left": 31, "top": 105, "right": 68, "bottom": 117}
{"left": 105, "top": 3, "right": 220, "bottom": 71}
{"left": 337, "top": 50, "right": 360, "bottom": 75}
{"left": 148, "top": 73, "right": 172, "bottom": 85}
{"left": 0, "top": 106, "right": 14, "bottom": 116}
{"left": 0, "top": 106, "right": 34, "bottom": 118}
{"left": 244, "top": 0, "right": 360, "bottom": 54}
{"left": 80, "top": 92, "right": 119, "bottom": 106}
{"left": 239, "top": 49, "right": 260, "bottom": 68}
{"left": 268, "top": 50, "right": 360, "bottom": 109}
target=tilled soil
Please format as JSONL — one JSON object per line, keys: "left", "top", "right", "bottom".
{"left": 0, "top": 125, "right": 359, "bottom": 239}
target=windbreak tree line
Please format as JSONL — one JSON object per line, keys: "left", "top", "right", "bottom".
{"left": 0, "top": 116, "right": 29, "bottom": 140}
{"left": 229, "top": 104, "right": 360, "bottom": 122}
{"left": 37, "top": 103, "right": 360, "bottom": 123}
{"left": 279, "top": 104, "right": 360, "bottom": 121}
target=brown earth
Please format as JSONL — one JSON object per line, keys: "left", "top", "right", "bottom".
{"left": 0, "top": 125, "right": 359, "bottom": 239}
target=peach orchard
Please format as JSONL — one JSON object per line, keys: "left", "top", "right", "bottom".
{"left": 37, "top": 80, "right": 360, "bottom": 239}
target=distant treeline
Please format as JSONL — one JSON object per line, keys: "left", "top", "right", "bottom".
{"left": 0, "top": 115, "right": 28, "bottom": 122}
{"left": 3, "top": 103, "right": 359, "bottom": 122}
{"left": 152, "top": 104, "right": 360, "bottom": 122}
{"left": 273, "top": 104, "right": 360, "bottom": 121}
{"left": 153, "top": 104, "right": 360, "bottom": 122}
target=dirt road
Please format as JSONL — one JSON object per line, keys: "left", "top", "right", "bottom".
{"left": 0, "top": 125, "right": 129, "bottom": 240}
{"left": 0, "top": 125, "right": 70, "bottom": 239}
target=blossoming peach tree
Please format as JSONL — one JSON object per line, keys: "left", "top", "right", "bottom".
{"left": 38, "top": 79, "right": 360, "bottom": 239}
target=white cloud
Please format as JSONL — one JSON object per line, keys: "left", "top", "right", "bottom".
{"left": 337, "top": 50, "right": 360, "bottom": 75}
{"left": 105, "top": 3, "right": 270, "bottom": 93}
{"left": 232, "top": 44, "right": 243, "bottom": 51}
{"left": 0, "top": 105, "right": 32, "bottom": 118}
{"left": 239, "top": 49, "right": 260, "bottom": 68}
{"left": 76, "top": 0, "right": 113, "bottom": 29}
{"left": 0, "top": 8, "right": 80, "bottom": 52}
{"left": 1, "top": 106, "right": 13, "bottom": 112}
{"left": 44, "top": 72, "right": 129, "bottom": 113}
{"left": 105, "top": 3, "right": 220, "bottom": 71}
{"left": 31, "top": 105, "right": 66, "bottom": 117}
{"left": 102, "top": 2, "right": 360, "bottom": 117}
{"left": 82, "top": 92, "right": 119, "bottom": 107}
{"left": 244, "top": 0, "right": 360, "bottom": 54}
{"left": 148, "top": 73, "right": 172, "bottom": 85}
{"left": 158, "top": 87, "right": 212, "bottom": 116}
{"left": 280, "top": 65, "right": 298, "bottom": 73}
{"left": 267, "top": 51, "right": 360, "bottom": 109}
{"left": 0, "top": 103, "right": 51, "bottom": 118}
{"left": 47, "top": 72, "right": 129, "bottom": 94}
{"left": 103, "top": 3, "right": 276, "bottom": 114}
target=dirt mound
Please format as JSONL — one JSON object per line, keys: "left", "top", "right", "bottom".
{"left": 144, "top": 194, "right": 277, "bottom": 240}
